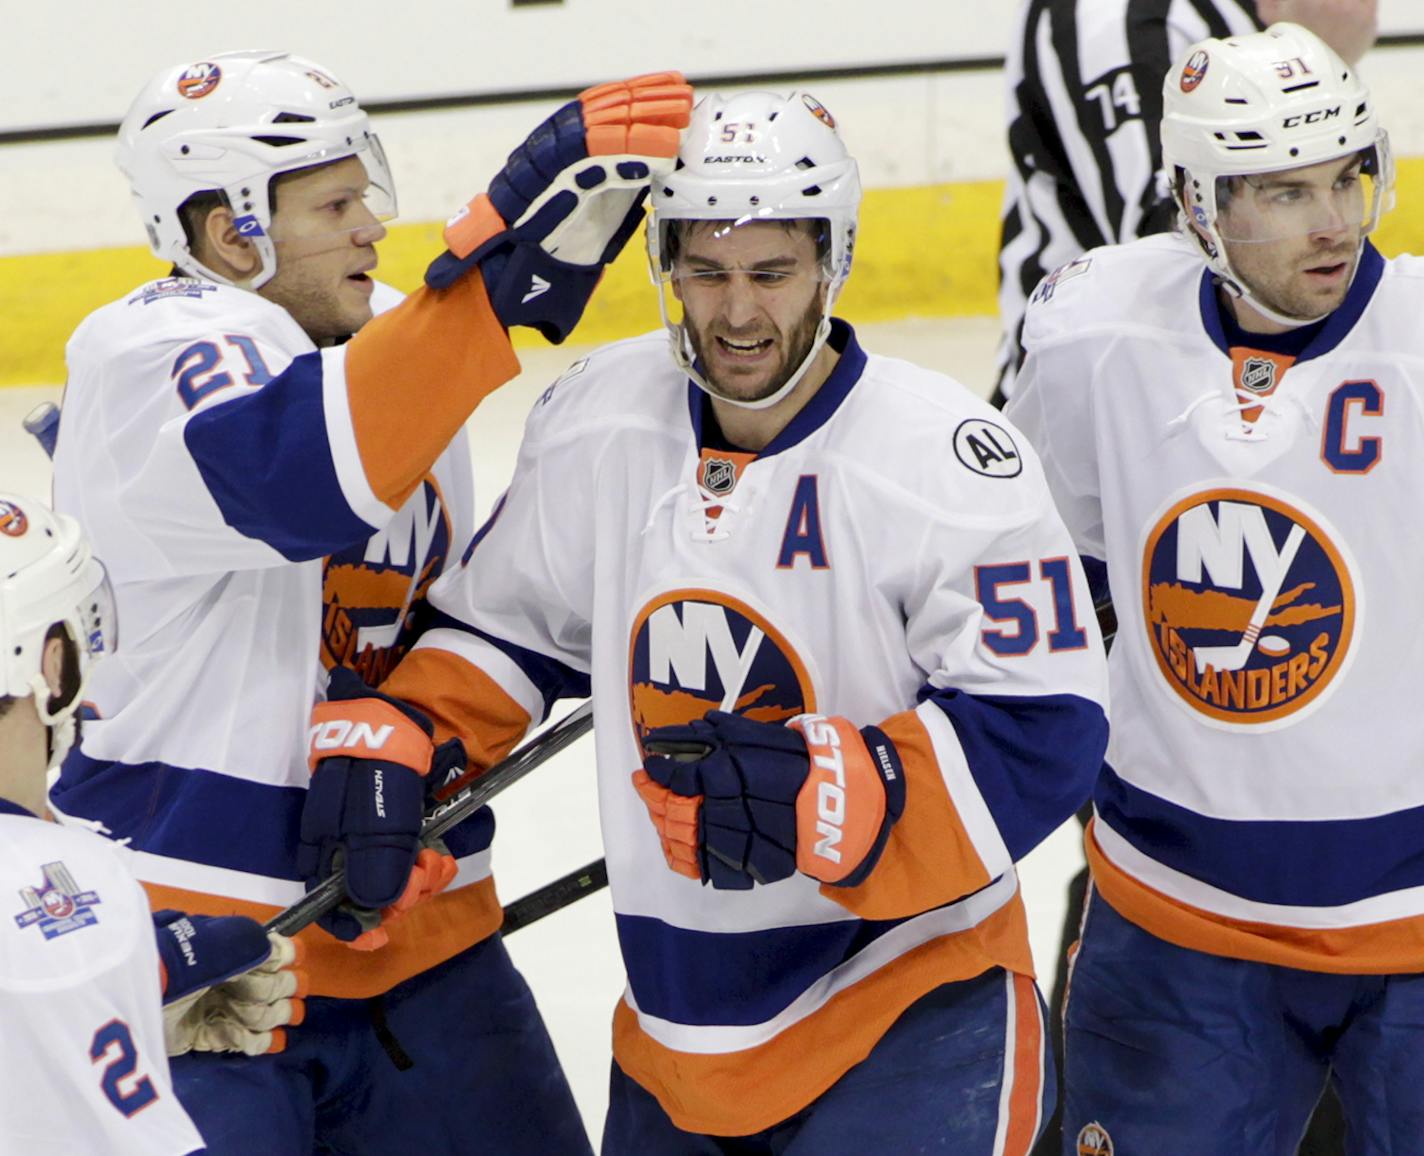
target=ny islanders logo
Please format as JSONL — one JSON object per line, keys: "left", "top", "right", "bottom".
{"left": 323, "top": 476, "right": 451, "bottom": 685}
{"left": 15, "top": 862, "right": 102, "bottom": 940}
{"left": 1142, "top": 487, "right": 1356, "bottom": 727}
{"left": 1076, "top": 1122, "right": 1114, "bottom": 1156}
{"left": 628, "top": 589, "right": 815, "bottom": 747}
{"left": 176, "top": 62, "right": 222, "bottom": 100}
{"left": 0, "top": 499, "right": 28, "bottom": 537}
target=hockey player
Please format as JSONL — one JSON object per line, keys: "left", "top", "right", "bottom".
{"left": 353, "top": 90, "right": 1111, "bottom": 1151}
{"left": 1005, "top": 23, "right": 1423, "bottom": 1154}
{"left": 48, "top": 50, "right": 692, "bottom": 1153}
{"left": 995, "top": 0, "right": 1378, "bottom": 405}
{"left": 0, "top": 493, "right": 303, "bottom": 1154}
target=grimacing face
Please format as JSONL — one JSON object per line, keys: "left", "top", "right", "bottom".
{"left": 672, "top": 220, "right": 827, "bottom": 405}
{"left": 258, "top": 156, "right": 387, "bottom": 343}
{"left": 1216, "top": 153, "right": 1367, "bottom": 323}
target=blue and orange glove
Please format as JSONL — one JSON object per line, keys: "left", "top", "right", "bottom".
{"left": 298, "top": 668, "right": 463, "bottom": 950}
{"left": 155, "top": 911, "right": 306, "bottom": 1057}
{"left": 632, "top": 711, "right": 906, "bottom": 891}
{"left": 426, "top": 71, "right": 693, "bottom": 342}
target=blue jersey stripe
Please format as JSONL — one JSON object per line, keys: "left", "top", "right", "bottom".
{"left": 52, "top": 749, "right": 493, "bottom": 879}
{"left": 184, "top": 350, "right": 375, "bottom": 561}
{"left": 1097, "top": 764, "right": 1424, "bottom": 908}
{"left": 919, "top": 688, "right": 1106, "bottom": 862}
{"left": 615, "top": 910, "right": 907, "bottom": 1026}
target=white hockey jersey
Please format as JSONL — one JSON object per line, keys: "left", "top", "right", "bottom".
{"left": 381, "top": 321, "right": 1110, "bottom": 1134}
{"left": 50, "top": 275, "right": 514, "bottom": 997}
{"left": 0, "top": 800, "right": 203, "bottom": 1156}
{"left": 1010, "top": 234, "right": 1424, "bottom": 974}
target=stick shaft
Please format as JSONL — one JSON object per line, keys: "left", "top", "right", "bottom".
{"left": 502, "top": 858, "right": 609, "bottom": 934}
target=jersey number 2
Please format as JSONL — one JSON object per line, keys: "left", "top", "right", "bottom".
{"left": 91, "top": 1019, "right": 158, "bottom": 1117}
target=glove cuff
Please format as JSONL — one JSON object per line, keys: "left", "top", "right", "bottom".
{"left": 789, "top": 716, "right": 904, "bottom": 888}
{"left": 308, "top": 698, "right": 434, "bottom": 776}
{"left": 479, "top": 243, "right": 603, "bottom": 344}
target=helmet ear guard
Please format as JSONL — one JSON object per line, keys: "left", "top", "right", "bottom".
{"left": 1161, "top": 22, "right": 1394, "bottom": 326}
{"left": 115, "top": 49, "right": 396, "bottom": 289}
{"left": 646, "top": 90, "right": 861, "bottom": 410}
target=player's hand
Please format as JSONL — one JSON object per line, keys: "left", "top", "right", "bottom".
{"left": 163, "top": 930, "right": 307, "bottom": 1057}
{"left": 425, "top": 71, "right": 693, "bottom": 343}
{"left": 298, "top": 668, "right": 462, "bottom": 949}
{"left": 631, "top": 712, "right": 906, "bottom": 890}
{"left": 154, "top": 909, "right": 274, "bottom": 1005}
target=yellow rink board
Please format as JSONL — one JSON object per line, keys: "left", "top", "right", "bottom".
{"left": 2, "top": 158, "right": 1421, "bottom": 389}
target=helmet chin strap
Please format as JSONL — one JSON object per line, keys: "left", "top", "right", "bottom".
{"left": 674, "top": 314, "right": 833, "bottom": 412}
{"left": 1211, "top": 264, "right": 1334, "bottom": 330}
{"left": 663, "top": 272, "right": 840, "bottom": 412}
{"left": 28, "top": 661, "right": 90, "bottom": 773}
{"left": 1195, "top": 214, "right": 1355, "bottom": 331}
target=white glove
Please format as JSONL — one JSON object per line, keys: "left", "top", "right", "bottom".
{"left": 163, "top": 932, "right": 306, "bottom": 1057}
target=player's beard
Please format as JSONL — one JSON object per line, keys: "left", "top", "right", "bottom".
{"left": 1226, "top": 234, "right": 1361, "bottom": 322}
{"left": 260, "top": 250, "right": 376, "bottom": 345}
{"left": 685, "top": 301, "right": 823, "bottom": 406}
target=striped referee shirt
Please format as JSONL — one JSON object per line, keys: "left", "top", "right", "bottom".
{"left": 994, "top": 0, "right": 1262, "bottom": 403}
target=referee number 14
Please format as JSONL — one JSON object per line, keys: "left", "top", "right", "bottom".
{"left": 1085, "top": 69, "right": 1142, "bottom": 132}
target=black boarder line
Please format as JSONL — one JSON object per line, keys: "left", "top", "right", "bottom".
{"left": 3, "top": 36, "right": 1422, "bottom": 147}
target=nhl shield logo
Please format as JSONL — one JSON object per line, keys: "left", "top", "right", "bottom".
{"left": 1076, "top": 1122, "right": 1114, "bottom": 1155}
{"left": 1240, "top": 356, "right": 1277, "bottom": 394}
{"left": 14, "top": 862, "right": 102, "bottom": 940}
{"left": 702, "top": 457, "right": 739, "bottom": 497}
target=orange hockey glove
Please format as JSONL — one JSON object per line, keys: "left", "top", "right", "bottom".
{"left": 426, "top": 72, "right": 693, "bottom": 342}
{"left": 633, "top": 711, "right": 906, "bottom": 890}
{"left": 299, "top": 669, "right": 462, "bottom": 949}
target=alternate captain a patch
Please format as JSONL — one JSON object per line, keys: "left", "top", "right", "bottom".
{"left": 628, "top": 589, "right": 816, "bottom": 751}
{"left": 14, "top": 862, "right": 102, "bottom": 940}
{"left": 1141, "top": 486, "right": 1356, "bottom": 728}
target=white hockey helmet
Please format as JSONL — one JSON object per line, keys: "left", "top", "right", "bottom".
{"left": 1162, "top": 23, "right": 1393, "bottom": 322}
{"left": 0, "top": 495, "right": 115, "bottom": 725}
{"left": 115, "top": 50, "right": 396, "bottom": 290}
{"left": 647, "top": 90, "right": 861, "bottom": 410}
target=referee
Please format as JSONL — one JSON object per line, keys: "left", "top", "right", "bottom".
{"left": 994, "top": 0, "right": 1377, "bottom": 406}
{"left": 994, "top": 4, "right": 1379, "bottom": 1153}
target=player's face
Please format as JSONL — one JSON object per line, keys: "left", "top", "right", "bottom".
{"left": 259, "top": 157, "right": 387, "bottom": 343}
{"left": 672, "top": 221, "right": 827, "bottom": 405}
{"left": 1217, "top": 154, "right": 1367, "bottom": 323}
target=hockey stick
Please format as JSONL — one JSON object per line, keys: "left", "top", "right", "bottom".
{"left": 1191, "top": 523, "right": 1305, "bottom": 674}
{"left": 502, "top": 858, "right": 609, "bottom": 934}
{"left": 499, "top": 736, "right": 715, "bottom": 934}
{"left": 24, "top": 401, "right": 59, "bottom": 459}
{"left": 266, "top": 699, "right": 594, "bottom": 937}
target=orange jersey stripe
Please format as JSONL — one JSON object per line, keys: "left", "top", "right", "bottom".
{"left": 1001, "top": 972, "right": 1046, "bottom": 1156}
{"left": 826, "top": 708, "right": 993, "bottom": 920}
{"left": 345, "top": 272, "right": 519, "bottom": 510}
{"left": 1086, "top": 819, "right": 1424, "bottom": 974}
{"left": 142, "top": 876, "right": 502, "bottom": 999}
{"left": 380, "top": 646, "right": 532, "bottom": 782}
{"left": 612, "top": 893, "right": 1035, "bottom": 1136}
